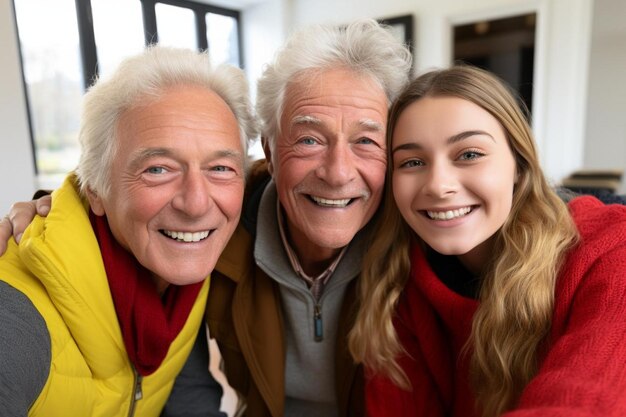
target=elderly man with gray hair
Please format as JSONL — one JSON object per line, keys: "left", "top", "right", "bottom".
{"left": 0, "top": 19, "right": 411, "bottom": 417}
{"left": 0, "top": 46, "right": 256, "bottom": 416}
{"left": 198, "top": 19, "right": 411, "bottom": 417}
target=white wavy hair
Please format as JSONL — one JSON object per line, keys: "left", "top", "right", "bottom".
{"left": 76, "top": 45, "right": 258, "bottom": 198}
{"left": 256, "top": 18, "right": 412, "bottom": 150}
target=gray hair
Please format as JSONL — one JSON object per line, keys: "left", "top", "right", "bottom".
{"left": 76, "top": 46, "right": 258, "bottom": 198}
{"left": 256, "top": 18, "right": 412, "bottom": 149}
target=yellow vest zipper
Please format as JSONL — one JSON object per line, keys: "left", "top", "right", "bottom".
{"left": 127, "top": 367, "right": 143, "bottom": 417}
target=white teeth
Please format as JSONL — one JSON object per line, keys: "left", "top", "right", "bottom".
{"left": 426, "top": 207, "right": 472, "bottom": 221}
{"left": 162, "top": 230, "right": 210, "bottom": 242}
{"left": 311, "top": 196, "right": 351, "bottom": 207}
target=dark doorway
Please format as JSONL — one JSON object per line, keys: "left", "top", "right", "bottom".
{"left": 453, "top": 13, "right": 536, "bottom": 114}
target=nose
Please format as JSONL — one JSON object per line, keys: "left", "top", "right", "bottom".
{"left": 422, "top": 162, "right": 458, "bottom": 198}
{"left": 171, "top": 170, "right": 213, "bottom": 217}
{"left": 315, "top": 142, "right": 357, "bottom": 187}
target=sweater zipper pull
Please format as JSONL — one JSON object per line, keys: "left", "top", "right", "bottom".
{"left": 314, "top": 303, "right": 323, "bottom": 342}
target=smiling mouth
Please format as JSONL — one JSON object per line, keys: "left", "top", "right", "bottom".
{"left": 424, "top": 206, "right": 473, "bottom": 221}
{"left": 309, "top": 195, "right": 354, "bottom": 208}
{"left": 160, "top": 229, "right": 212, "bottom": 242}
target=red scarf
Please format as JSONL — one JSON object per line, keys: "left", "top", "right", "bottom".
{"left": 90, "top": 211, "right": 203, "bottom": 376}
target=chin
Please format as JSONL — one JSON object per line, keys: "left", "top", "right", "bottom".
{"left": 425, "top": 242, "right": 473, "bottom": 257}
{"left": 155, "top": 268, "right": 211, "bottom": 287}
{"left": 310, "top": 232, "right": 356, "bottom": 251}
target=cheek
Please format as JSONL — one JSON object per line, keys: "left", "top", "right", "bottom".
{"left": 107, "top": 188, "right": 171, "bottom": 234}
{"left": 392, "top": 174, "right": 414, "bottom": 212}
{"left": 367, "top": 178, "right": 386, "bottom": 207}
{"left": 471, "top": 164, "right": 516, "bottom": 217}
{"left": 127, "top": 190, "right": 168, "bottom": 219}
{"left": 276, "top": 154, "right": 305, "bottom": 179}
{"left": 274, "top": 161, "right": 311, "bottom": 200}
{"left": 471, "top": 156, "right": 516, "bottom": 190}
{"left": 360, "top": 155, "right": 387, "bottom": 195}
{"left": 274, "top": 175, "right": 292, "bottom": 203}
{"left": 367, "top": 160, "right": 387, "bottom": 187}
{"left": 215, "top": 183, "right": 245, "bottom": 220}
{"left": 98, "top": 197, "right": 147, "bottom": 252}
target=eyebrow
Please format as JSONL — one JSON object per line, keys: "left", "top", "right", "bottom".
{"left": 391, "top": 130, "right": 495, "bottom": 155}
{"left": 128, "top": 147, "right": 244, "bottom": 171}
{"left": 128, "top": 148, "right": 172, "bottom": 172}
{"left": 291, "top": 116, "right": 383, "bottom": 132}
{"left": 358, "top": 118, "right": 384, "bottom": 132}
{"left": 291, "top": 115, "right": 322, "bottom": 126}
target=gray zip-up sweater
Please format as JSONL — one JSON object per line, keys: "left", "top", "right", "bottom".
{"left": 253, "top": 182, "right": 366, "bottom": 417}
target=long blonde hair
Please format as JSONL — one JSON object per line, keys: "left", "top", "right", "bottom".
{"left": 349, "top": 66, "right": 579, "bottom": 417}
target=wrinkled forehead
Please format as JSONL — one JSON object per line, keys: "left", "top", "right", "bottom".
{"left": 114, "top": 86, "right": 244, "bottom": 161}
{"left": 279, "top": 68, "right": 388, "bottom": 133}
{"left": 285, "top": 67, "right": 387, "bottom": 102}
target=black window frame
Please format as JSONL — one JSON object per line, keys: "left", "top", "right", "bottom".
{"left": 74, "top": 0, "right": 243, "bottom": 88}
{"left": 12, "top": 0, "right": 243, "bottom": 176}
{"left": 140, "top": 0, "right": 243, "bottom": 69}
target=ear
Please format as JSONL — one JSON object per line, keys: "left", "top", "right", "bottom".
{"left": 86, "top": 187, "right": 106, "bottom": 216}
{"left": 261, "top": 137, "right": 274, "bottom": 176}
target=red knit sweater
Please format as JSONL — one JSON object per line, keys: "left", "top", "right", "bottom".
{"left": 367, "top": 196, "right": 626, "bottom": 417}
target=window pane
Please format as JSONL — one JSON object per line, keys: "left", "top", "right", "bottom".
{"left": 155, "top": 3, "right": 196, "bottom": 49}
{"left": 91, "top": 0, "right": 145, "bottom": 79}
{"left": 206, "top": 13, "right": 239, "bottom": 67}
{"left": 13, "top": 0, "right": 84, "bottom": 182}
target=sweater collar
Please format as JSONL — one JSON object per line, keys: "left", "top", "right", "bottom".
{"left": 254, "top": 180, "right": 366, "bottom": 294}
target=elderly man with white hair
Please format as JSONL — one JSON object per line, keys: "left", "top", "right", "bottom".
{"left": 0, "top": 46, "right": 256, "bottom": 417}
{"left": 197, "top": 19, "right": 411, "bottom": 417}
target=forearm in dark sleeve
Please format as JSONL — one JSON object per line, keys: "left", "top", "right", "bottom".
{"left": 0, "top": 281, "right": 51, "bottom": 416}
{"left": 161, "top": 324, "right": 227, "bottom": 417}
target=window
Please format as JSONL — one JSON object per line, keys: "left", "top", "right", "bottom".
{"left": 91, "top": 0, "right": 145, "bottom": 79}
{"left": 206, "top": 12, "right": 240, "bottom": 67}
{"left": 13, "top": 0, "right": 84, "bottom": 186}
{"left": 155, "top": 3, "right": 197, "bottom": 49}
{"left": 13, "top": 0, "right": 242, "bottom": 187}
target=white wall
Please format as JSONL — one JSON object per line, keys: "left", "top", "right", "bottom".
{"left": 241, "top": 0, "right": 289, "bottom": 159}
{"left": 288, "top": 0, "right": 594, "bottom": 187}
{"left": 241, "top": 0, "right": 288, "bottom": 101}
{"left": 0, "top": 0, "right": 37, "bottom": 214}
{"left": 584, "top": 0, "right": 626, "bottom": 194}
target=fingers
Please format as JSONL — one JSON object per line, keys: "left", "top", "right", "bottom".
{"left": 0, "top": 196, "right": 51, "bottom": 257}
{"left": 0, "top": 215, "right": 12, "bottom": 257}
{"left": 35, "top": 195, "right": 52, "bottom": 216}
{"left": 7, "top": 201, "right": 39, "bottom": 244}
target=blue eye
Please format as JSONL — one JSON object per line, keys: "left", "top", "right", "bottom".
{"left": 145, "top": 166, "right": 167, "bottom": 174}
{"left": 300, "top": 136, "right": 317, "bottom": 145}
{"left": 212, "top": 166, "right": 231, "bottom": 172}
{"left": 357, "top": 137, "right": 375, "bottom": 145}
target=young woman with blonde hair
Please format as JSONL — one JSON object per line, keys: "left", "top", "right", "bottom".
{"left": 349, "top": 65, "right": 626, "bottom": 417}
